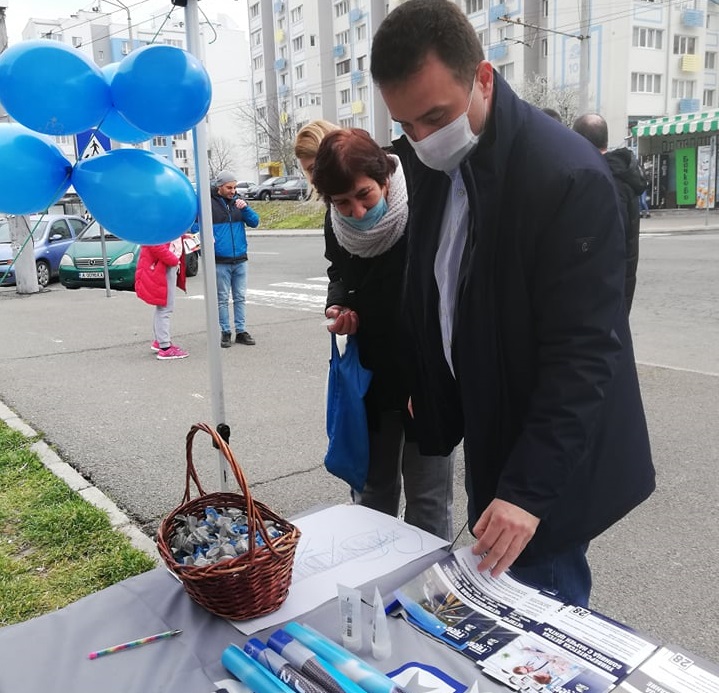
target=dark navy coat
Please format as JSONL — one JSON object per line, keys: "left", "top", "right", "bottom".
{"left": 394, "top": 73, "right": 655, "bottom": 564}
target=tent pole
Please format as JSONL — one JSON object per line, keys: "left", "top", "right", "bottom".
{"left": 184, "top": 0, "right": 230, "bottom": 491}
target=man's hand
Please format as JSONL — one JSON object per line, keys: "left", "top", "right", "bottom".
{"left": 325, "top": 305, "right": 359, "bottom": 335}
{"left": 235, "top": 198, "right": 247, "bottom": 209}
{"left": 471, "top": 499, "right": 540, "bottom": 577}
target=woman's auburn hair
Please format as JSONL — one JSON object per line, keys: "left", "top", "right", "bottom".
{"left": 312, "top": 128, "right": 397, "bottom": 200}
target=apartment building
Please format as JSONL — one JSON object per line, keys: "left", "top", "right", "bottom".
{"left": 21, "top": 7, "right": 255, "bottom": 183}
{"left": 249, "top": 0, "right": 719, "bottom": 172}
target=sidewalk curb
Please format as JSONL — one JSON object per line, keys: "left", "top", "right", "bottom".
{"left": 0, "top": 400, "right": 160, "bottom": 564}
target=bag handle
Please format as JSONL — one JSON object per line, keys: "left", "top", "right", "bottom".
{"left": 183, "top": 423, "right": 279, "bottom": 556}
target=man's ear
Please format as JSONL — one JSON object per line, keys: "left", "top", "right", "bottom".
{"left": 477, "top": 60, "right": 493, "bottom": 98}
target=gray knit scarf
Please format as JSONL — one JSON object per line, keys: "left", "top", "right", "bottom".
{"left": 329, "top": 155, "right": 408, "bottom": 258}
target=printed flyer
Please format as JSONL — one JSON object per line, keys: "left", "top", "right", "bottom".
{"left": 393, "top": 546, "right": 658, "bottom": 693}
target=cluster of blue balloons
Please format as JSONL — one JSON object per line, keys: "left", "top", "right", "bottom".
{"left": 0, "top": 40, "right": 212, "bottom": 244}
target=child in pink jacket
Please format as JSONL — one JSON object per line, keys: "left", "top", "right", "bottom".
{"left": 135, "top": 239, "right": 188, "bottom": 360}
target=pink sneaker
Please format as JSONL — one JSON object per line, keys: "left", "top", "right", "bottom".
{"left": 156, "top": 344, "right": 189, "bottom": 360}
{"left": 150, "top": 340, "right": 161, "bottom": 352}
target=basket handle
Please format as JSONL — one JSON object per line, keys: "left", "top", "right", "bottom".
{"left": 183, "top": 423, "right": 280, "bottom": 556}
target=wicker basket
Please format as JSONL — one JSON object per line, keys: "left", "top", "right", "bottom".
{"left": 157, "top": 423, "right": 301, "bottom": 620}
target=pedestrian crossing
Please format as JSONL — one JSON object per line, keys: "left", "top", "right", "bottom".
{"left": 246, "top": 276, "right": 328, "bottom": 313}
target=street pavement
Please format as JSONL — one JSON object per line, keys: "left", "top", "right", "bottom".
{"left": 1, "top": 214, "right": 718, "bottom": 663}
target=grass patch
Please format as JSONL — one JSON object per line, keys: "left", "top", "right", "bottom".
{"left": 0, "top": 421, "right": 156, "bottom": 626}
{"left": 251, "top": 200, "right": 325, "bottom": 230}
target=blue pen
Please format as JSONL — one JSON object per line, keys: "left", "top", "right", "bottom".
{"left": 283, "top": 622, "right": 407, "bottom": 693}
{"left": 222, "top": 643, "right": 296, "bottom": 693}
{"left": 244, "top": 638, "right": 331, "bottom": 693}
{"left": 267, "top": 629, "right": 366, "bottom": 693}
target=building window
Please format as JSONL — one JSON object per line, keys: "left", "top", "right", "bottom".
{"left": 356, "top": 24, "right": 367, "bottom": 41}
{"left": 477, "top": 30, "right": 488, "bottom": 47}
{"left": 153, "top": 136, "right": 168, "bottom": 147}
{"left": 336, "top": 59, "right": 351, "bottom": 76}
{"left": 339, "top": 117, "right": 353, "bottom": 128}
{"left": 292, "top": 35, "right": 304, "bottom": 52}
{"left": 672, "top": 79, "right": 696, "bottom": 99}
{"left": 310, "top": 34, "right": 316, "bottom": 46}
{"left": 336, "top": 30, "right": 349, "bottom": 45}
{"left": 632, "top": 27, "right": 663, "bottom": 49}
{"left": 542, "top": 0, "right": 549, "bottom": 17}
{"left": 706, "top": 52, "right": 716, "bottom": 70}
{"left": 631, "top": 72, "right": 662, "bottom": 94}
{"left": 280, "top": 45, "right": 287, "bottom": 59}
{"left": 174, "top": 132, "right": 188, "bottom": 141}
{"left": 310, "top": 93, "right": 322, "bottom": 105}
{"left": 541, "top": 38, "right": 548, "bottom": 57}
{"left": 704, "top": 89, "right": 715, "bottom": 107}
{"left": 251, "top": 30, "right": 261, "bottom": 47}
{"left": 55, "top": 135, "right": 72, "bottom": 145}
{"left": 340, "top": 88, "right": 351, "bottom": 104}
{"left": 358, "top": 85, "right": 369, "bottom": 102}
{"left": 357, "top": 55, "right": 366, "bottom": 71}
{"left": 175, "top": 149, "right": 187, "bottom": 159}
{"left": 280, "top": 72, "right": 288, "bottom": 86}
{"left": 253, "top": 55, "right": 263, "bottom": 70}
{"left": 465, "top": 0, "right": 483, "bottom": 13}
{"left": 180, "top": 167, "right": 190, "bottom": 176}
{"left": 335, "top": 0, "right": 349, "bottom": 17}
{"left": 250, "top": 3, "right": 260, "bottom": 19}
{"left": 290, "top": 5, "right": 303, "bottom": 23}
{"left": 277, "top": 17, "right": 285, "bottom": 31}
{"left": 255, "top": 80, "right": 264, "bottom": 95}
{"left": 72, "top": 36, "right": 82, "bottom": 47}
{"left": 295, "top": 63, "right": 305, "bottom": 80}
{"left": 296, "top": 94, "right": 307, "bottom": 108}
{"left": 498, "top": 62, "right": 515, "bottom": 82}
{"left": 498, "top": 25, "right": 514, "bottom": 42}
{"left": 163, "top": 38, "right": 182, "bottom": 48}
{"left": 257, "top": 106, "right": 266, "bottom": 121}
{"left": 673, "top": 35, "right": 697, "bottom": 55}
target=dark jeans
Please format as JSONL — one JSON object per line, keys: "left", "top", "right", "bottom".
{"left": 509, "top": 542, "right": 592, "bottom": 607}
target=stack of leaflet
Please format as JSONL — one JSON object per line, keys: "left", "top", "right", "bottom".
{"left": 393, "top": 546, "right": 659, "bottom": 693}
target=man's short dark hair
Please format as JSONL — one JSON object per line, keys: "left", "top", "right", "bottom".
{"left": 572, "top": 113, "right": 609, "bottom": 151}
{"left": 542, "top": 108, "right": 563, "bottom": 123}
{"left": 370, "top": 0, "right": 484, "bottom": 88}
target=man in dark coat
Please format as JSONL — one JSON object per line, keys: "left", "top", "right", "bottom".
{"left": 371, "top": 0, "right": 655, "bottom": 607}
{"left": 573, "top": 113, "right": 647, "bottom": 313}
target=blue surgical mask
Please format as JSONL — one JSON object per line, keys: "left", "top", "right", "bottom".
{"left": 337, "top": 196, "right": 388, "bottom": 231}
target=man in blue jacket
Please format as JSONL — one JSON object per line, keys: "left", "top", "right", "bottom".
{"left": 211, "top": 170, "right": 259, "bottom": 347}
{"left": 371, "top": 0, "right": 655, "bottom": 607}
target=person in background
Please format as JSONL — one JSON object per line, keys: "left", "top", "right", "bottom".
{"left": 211, "top": 170, "right": 260, "bottom": 348}
{"left": 541, "top": 107, "right": 563, "bottom": 123}
{"left": 295, "top": 119, "right": 340, "bottom": 184}
{"left": 573, "top": 113, "right": 647, "bottom": 313}
{"left": 371, "top": 0, "right": 654, "bottom": 605}
{"left": 135, "top": 238, "right": 188, "bottom": 360}
{"left": 310, "top": 127, "right": 456, "bottom": 541}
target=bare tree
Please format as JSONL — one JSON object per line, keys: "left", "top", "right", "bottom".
{"left": 519, "top": 74, "right": 579, "bottom": 127}
{"left": 208, "top": 137, "right": 236, "bottom": 180}
{"left": 234, "top": 97, "right": 298, "bottom": 176}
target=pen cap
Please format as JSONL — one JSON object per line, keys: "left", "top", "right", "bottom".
{"left": 244, "top": 638, "right": 268, "bottom": 661}
{"left": 222, "top": 644, "right": 295, "bottom": 693}
{"left": 268, "top": 629, "right": 295, "bottom": 653}
{"left": 371, "top": 588, "right": 391, "bottom": 661}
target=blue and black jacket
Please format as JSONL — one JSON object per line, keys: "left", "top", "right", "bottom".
{"left": 210, "top": 192, "right": 259, "bottom": 263}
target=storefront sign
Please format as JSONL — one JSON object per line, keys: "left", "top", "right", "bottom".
{"left": 675, "top": 148, "right": 696, "bottom": 206}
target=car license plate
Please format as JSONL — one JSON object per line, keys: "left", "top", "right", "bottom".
{"left": 78, "top": 271, "right": 104, "bottom": 279}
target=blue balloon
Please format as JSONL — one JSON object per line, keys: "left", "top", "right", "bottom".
{"left": 0, "top": 40, "right": 111, "bottom": 135}
{"left": 98, "top": 64, "right": 151, "bottom": 144}
{"left": 71, "top": 149, "right": 197, "bottom": 244}
{"left": 111, "top": 45, "right": 212, "bottom": 136}
{"left": 0, "top": 124, "right": 71, "bottom": 214}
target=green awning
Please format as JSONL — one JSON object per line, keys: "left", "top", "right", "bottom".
{"left": 633, "top": 109, "right": 719, "bottom": 137}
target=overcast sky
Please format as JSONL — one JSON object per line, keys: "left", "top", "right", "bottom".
{"left": 4, "top": 0, "right": 249, "bottom": 44}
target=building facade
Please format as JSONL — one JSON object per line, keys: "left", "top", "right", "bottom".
{"left": 248, "top": 0, "right": 719, "bottom": 170}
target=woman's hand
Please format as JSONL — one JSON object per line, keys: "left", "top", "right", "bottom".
{"left": 325, "top": 305, "right": 359, "bottom": 335}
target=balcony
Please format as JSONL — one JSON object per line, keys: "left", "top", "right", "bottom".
{"left": 349, "top": 8, "right": 364, "bottom": 23}
{"left": 273, "top": 1, "right": 284, "bottom": 12}
{"left": 274, "top": 57, "right": 287, "bottom": 70}
{"left": 278, "top": 84, "right": 289, "bottom": 97}
{"left": 680, "top": 8, "right": 703, "bottom": 27}
{"left": 681, "top": 54, "right": 701, "bottom": 72}
{"left": 351, "top": 100, "right": 365, "bottom": 115}
{"left": 679, "top": 98, "right": 701, "bottom": 113}
{"left": 487, "top": 43, "right": 509, "bottom": 61}
{"left": 275, "top": 29, "right": 285, "bottom": 44}
{"left": 489, "top": 3, "right": 507, "bottom": 22}
{"left": 333, "top": 44, "right": 346, "bottom": 58}
{"left": 351, "top": 70, "right": 364, "bottom": 85}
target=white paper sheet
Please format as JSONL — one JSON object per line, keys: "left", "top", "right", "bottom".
{"left": 230, "top": 504, "right": 449, "bottom": 635}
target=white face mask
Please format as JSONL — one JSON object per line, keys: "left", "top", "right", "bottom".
{"left": 407, "top": 81, "right": 480, "bottom": 172}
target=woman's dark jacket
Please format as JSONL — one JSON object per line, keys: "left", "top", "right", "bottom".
{"left": 393, "top": 72, "right": 655, "bottom": 564}
{"left": 324, "top": 210, "right": 409, "bottom": 430}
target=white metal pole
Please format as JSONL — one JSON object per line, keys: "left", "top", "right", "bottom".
{"left": 184, "top": 0, "right": 230, "bottom": 490}
{"left": 578, "top": 0, "right": 590, "bottom": 115}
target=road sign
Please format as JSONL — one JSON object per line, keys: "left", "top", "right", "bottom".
{"left": 75, "top": 130, "right": 112, "bottom": 160}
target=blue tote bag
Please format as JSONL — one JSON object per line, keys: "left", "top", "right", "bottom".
{"left": 324, "top": 333, "right": 373, "bottom": 492}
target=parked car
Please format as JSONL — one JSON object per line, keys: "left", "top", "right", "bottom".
{"left": 0, "top": 214, "right": 87, "bottom": 288}
{"left": 234, "top": 181, "right": 256, "bottom": 199}
{"left": 245, "top": 176, "right": 303, "bottom": 201}
{"left": 59, "top": 221, "right": 200, "bottom": 291}
{"left": 272, "top": 178, "right": 310, "bottom": 201}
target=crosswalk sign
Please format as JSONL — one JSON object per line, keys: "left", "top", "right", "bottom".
{"left": 75, "top": 130, "right": 112, "bottom": 160}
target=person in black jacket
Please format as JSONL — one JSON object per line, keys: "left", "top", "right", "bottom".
{"left": 371, "top": 0, "right": 655, "bottom": 606}
{"left": 573, "top": 113, "right": 647, "bottom": 313}
{"left": 311, "top": 127, "right": 455, "bottom": 541}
